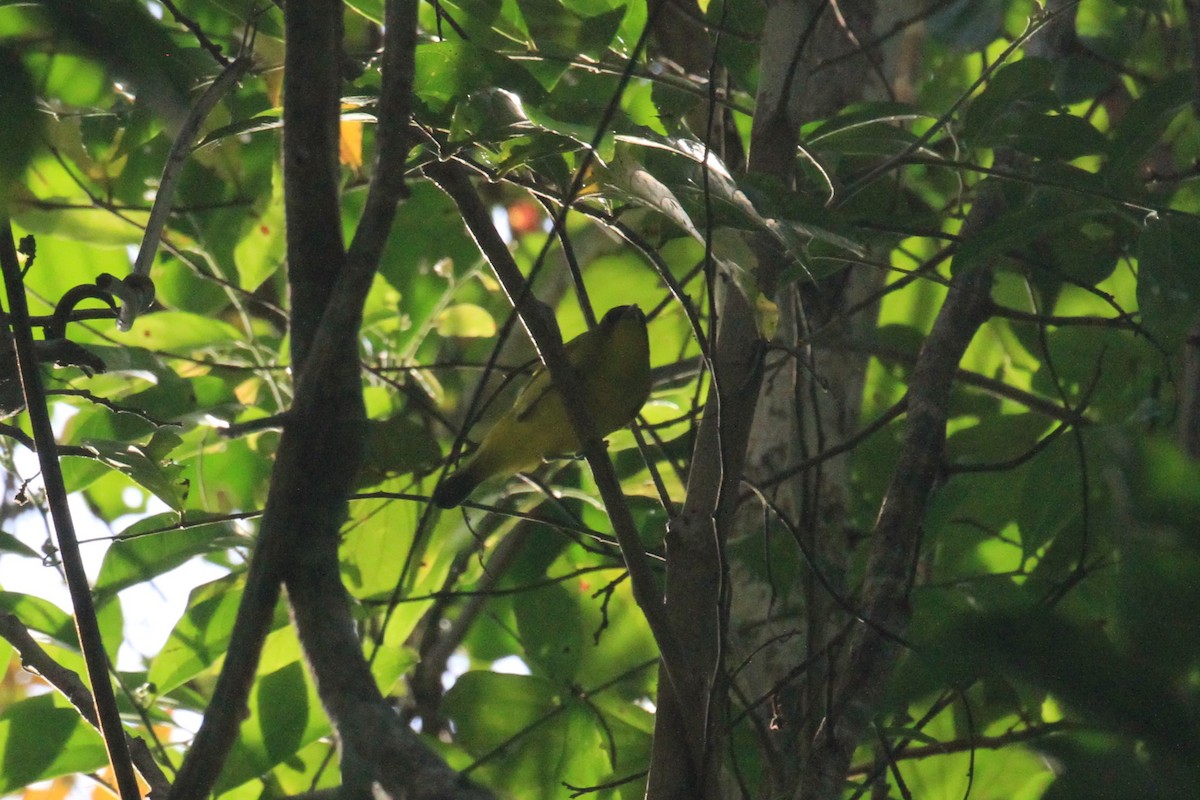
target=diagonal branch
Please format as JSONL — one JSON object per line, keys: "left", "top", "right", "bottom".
{"left": 799, "top": 182, "right": 1003, "bottom": 800}
{"left": 0, "top": 222, "right": 140, "bottom": 800}
{"left": 424, "top": 159, "right": 690, "bottom": 699}
{"left": 0, "top": 612, "right": 170, "bottom": 798}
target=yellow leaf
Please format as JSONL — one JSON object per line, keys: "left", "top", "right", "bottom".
{"left": 340, "top": 119, "right": 363, "bottom": 170}
{"left": 24, "top": 776, "right": 72, "bottom": 800}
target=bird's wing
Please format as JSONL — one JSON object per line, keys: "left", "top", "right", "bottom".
{"left": 511, "top": 323, "right": 607, "bottom": 422}
{"left": 511, "top": 366, "right": 552, "bottom": 422}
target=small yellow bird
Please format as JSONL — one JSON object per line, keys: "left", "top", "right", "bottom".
{"left": 433, "top": 305, "right": 651, "bottom": 508}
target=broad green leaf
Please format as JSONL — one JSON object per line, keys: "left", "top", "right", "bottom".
{"left": 271, "top": 740, "right": 341, "bottom": 796}
{"left": 1035, "top": 736, "right": 1182, "bottom": 800}
{"left": 1016, "top": 436, "right": 1087, "bottom": 557}
{"left": 1136, "top": 212, "right": 1200, "bottom": 348}
{"left": 1105, "top": 72, "right": 1192, "bottom": 182}
{"left": 0, "top": 695, "right": 106, "bottom": 794}
{"left": 345, "top": 0, "right": 384, "bottom": 23}
{"left": 514, "top": 582, "right": 584, "bottom": 684}
{"left": 928, "top": 0, "right": 1007, "bottom": 51}
{"left": 977, "top": 111, "right": 1108, "bottom": 161}
{"left": 358, "top": 416, "right": 443, "bottom": 487}
{"left": 435, "top": 303, "right": 497, "bottom": 338}
{"left": 121, "top": 374, "right": 238, "bottom": 425}
{"left": 414, "top": 41, "right": 546, "bottom": 113}
{"left": 164, "top": 0, "right": 286, "bottom": 40}
{"left": 590, "top": 691, "right": 655, "bottom": 764}
{"left": 38, "top": 0, "right": 200, "bottom": 120}
{"left": 1118, "top": 436, "right": 1200, "bottom": 534}
{"left": 445, "top": 672, "right": 611, "bottom": 796}
{"left": 178, "top": 437, "right": 272, "bottom": 511}
{"left": 964, "top": 59, "right": 1058, "bottom": 141}
{"left": 808, "top": 102, "right": 929, "bottom": 158}
{"left": 154, "top": 252, "right": 234, "bottom": 316}
{"left": 0, "top": 47, "right": 39, "bottom": 206}
{"left": 0, "top": 592, "right": 75, "bottom": 646}
{"left": 443, "top": 671, "right": 561, "bottom": 754}
{"left": 150, "top": 574, "right": 289, "bottom": 695}
{"left": 216, "top": 658, "right": 330, "bottom": 792}
{"left": 896, "top": 709, "right": 1053, "bottom": 800}
{"left": 106, "top": 312, "right": 245, "bottom": 351}
{"left": 516, "top": 0, "right": 625, "bottom": 61}
{"left": 94, "top": 512, "right": 241, "bottom": 596}
{"left": 233, "top": 173, "right": 286, "bottom": 291}
{"left": 12, "top": 191, "right": 150, "bottom": 247}
{"left": 23, "top": 52, "right": 108, "bottom": 107}
{"left": 80, "top": 434, "right": 188, "bottom": 511}
{"left": 952, "top": 185, "right": 1114, "bottom": 274}
{"left": 949, "top": 609, "right": 1200, "bottom": 760}
{"left": 341, "top": 486, "right": 423, "bottom": 602}
{"left": 0, "top": 531, "right": 39, "bottom": 559}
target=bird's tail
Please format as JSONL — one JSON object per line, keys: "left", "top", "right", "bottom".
{"left": 432, "top": 463, "right": 481, "bottom": 508}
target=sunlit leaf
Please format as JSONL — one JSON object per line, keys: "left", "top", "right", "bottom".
{"left": 435, "top": 303, "right": 497, "bottom": 338}
{"left": 0, "top": 695, "right": 106, "bottom": 795}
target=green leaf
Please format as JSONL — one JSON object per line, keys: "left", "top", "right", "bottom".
{"left": 964, "top": 58, "right": 1058, "bottom": 143}
{"left": 517, "top": 0, "right": 625, "bottom": 61}
{"left": 0, "top": 695, "right": 106, "bottom": 794}
{"left": 1105, "top": 72, "right": 1193, "bottom": 182}
{"left": 216, "top": 658, "right": 330, "bottom": 792}
{"left": 1015, "top": 436, "right": 1086, "bottom": 557}
{"left": 178, "top": 437, "right": 272, "bottom": 511}
{"left": 358, "top": 416, "right": 442, "bottom": 486}
{"left": 951, "top": 609, "right": 1200, "bottom": 760}
{"left": 233, "top": 172, "right": 287, "bottom": 291}
{"left": 442, "top": 671, "right": 611, "bottom": 795}
{"left": 345, "top": 0, "right": 384, "bottom": 23}
{"left": 12, "top": 191, "right": 150, "bottom": 246}
{"left": 1036, "top": 736, "right": 1178, "bottom": 800}
{"left": 808, "top": 102, "right": 927, "bottom": 158}
{"left": 81, "top": 434, "right": 188, "bottom": 511}
{"left": 928, "top": 0, "right": 1007, "bottom": 51}
{"left": 122, "top": 374, "right": 238, "bottom": 425}
{"left": 953, "top": 185, "right": 1114, "bottom": 274}
{"left": 444, "top": 671, "right": 561, "bottom": 753}
{"left": 0, "top": 592, "right": 76, "bottom": 646}
{"left": 0, "top": 531, "right": 39, "bottom": 559}
{"left": 414, "top": 41, "right": 546, "bottom": 113}
{"left": 0, "top": 47, "right": 39, "bottom": 206}
{"left": 94, "top": 512, "right": 241, "bottom": 596}
{"left": 149, "top": 574, "right": 289, "bottom": 695}
{"left": 978, "top": 112, "right": 1108, "bottom": 161}
{"left": 106, "top": 311, "right": 245, "bottom": 351}
{"left": 1136, "top": 212, "right": 1200, "bottom": 348}
{"left": 514, "top": 582, "right": 584, "bottom": 684}
{"left": 1118, "top": 436, "right": 1200, "bottom": 533}
{"left": 38, "top": 0, "right": 200, "bottom": 120}
{"left": 434, "top": 303, "right": 497, "bottom": 338}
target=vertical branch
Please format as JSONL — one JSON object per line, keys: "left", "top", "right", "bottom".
{"left": 799, "top": 183, "right": 1001, "bottom": 800}
{"left": 283, "top": 1, "right": 347, "bottom": 369}
{"left": 0, "top": 222, "right": 141, "bottom": 800}
{"left": 170, "top": 4, "right": 349, "bottom": 797}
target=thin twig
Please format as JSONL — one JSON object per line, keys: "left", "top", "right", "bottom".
{"left": 131, "top": 56, "right": 252, "bottom": 288}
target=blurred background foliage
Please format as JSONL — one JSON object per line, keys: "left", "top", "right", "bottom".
{"left": 0, "top": 0, "right": 1198, "bottom": 798}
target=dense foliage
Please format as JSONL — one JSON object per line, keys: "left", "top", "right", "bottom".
{"left": 1, "top": 1, "right": 1198, "bottom": 799}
